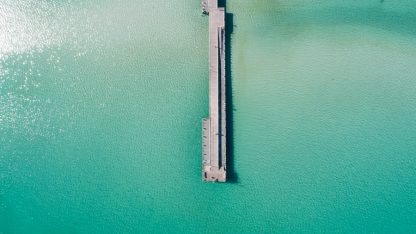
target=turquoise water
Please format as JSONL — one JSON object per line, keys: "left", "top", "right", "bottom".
{"left": 1, "top": 0, "right": 416, "bottom": 233}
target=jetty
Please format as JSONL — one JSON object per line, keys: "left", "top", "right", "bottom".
{"left": 202, "top": 0, "right": 227, "bottom": 182}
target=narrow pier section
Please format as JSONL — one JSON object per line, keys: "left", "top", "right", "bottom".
{"left": 202, "top": 0, "right": 226, "bottom": 182}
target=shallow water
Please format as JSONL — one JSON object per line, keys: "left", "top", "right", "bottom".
{"left": 1, "top": 0, "right": 416, "bottom": 233}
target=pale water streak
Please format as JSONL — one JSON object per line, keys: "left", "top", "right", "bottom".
{"left": 1, "top": 0, "right": 416, "bottom": 233}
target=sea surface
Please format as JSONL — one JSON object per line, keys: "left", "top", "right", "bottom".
{"left": 1, "top": 0, "right": 416, "bottom": 233}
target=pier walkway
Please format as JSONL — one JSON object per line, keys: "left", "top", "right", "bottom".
{"left": 202, "top": 0, "right": 226, "bottom": 182}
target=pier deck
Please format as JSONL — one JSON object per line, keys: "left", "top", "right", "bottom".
{"left": 202, "top": 0, "right": 226, "bottom": 182}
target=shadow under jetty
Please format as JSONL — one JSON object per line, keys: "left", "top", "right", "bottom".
{"left": 225, "top": 11, "right": 237, "bottom": 183}
{"left": 220, "top": 0, "right": 237, "bottom": 183}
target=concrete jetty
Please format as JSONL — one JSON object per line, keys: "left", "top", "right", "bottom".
{"left": 202, "top": 0, "right": 226, "bottom": 182}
